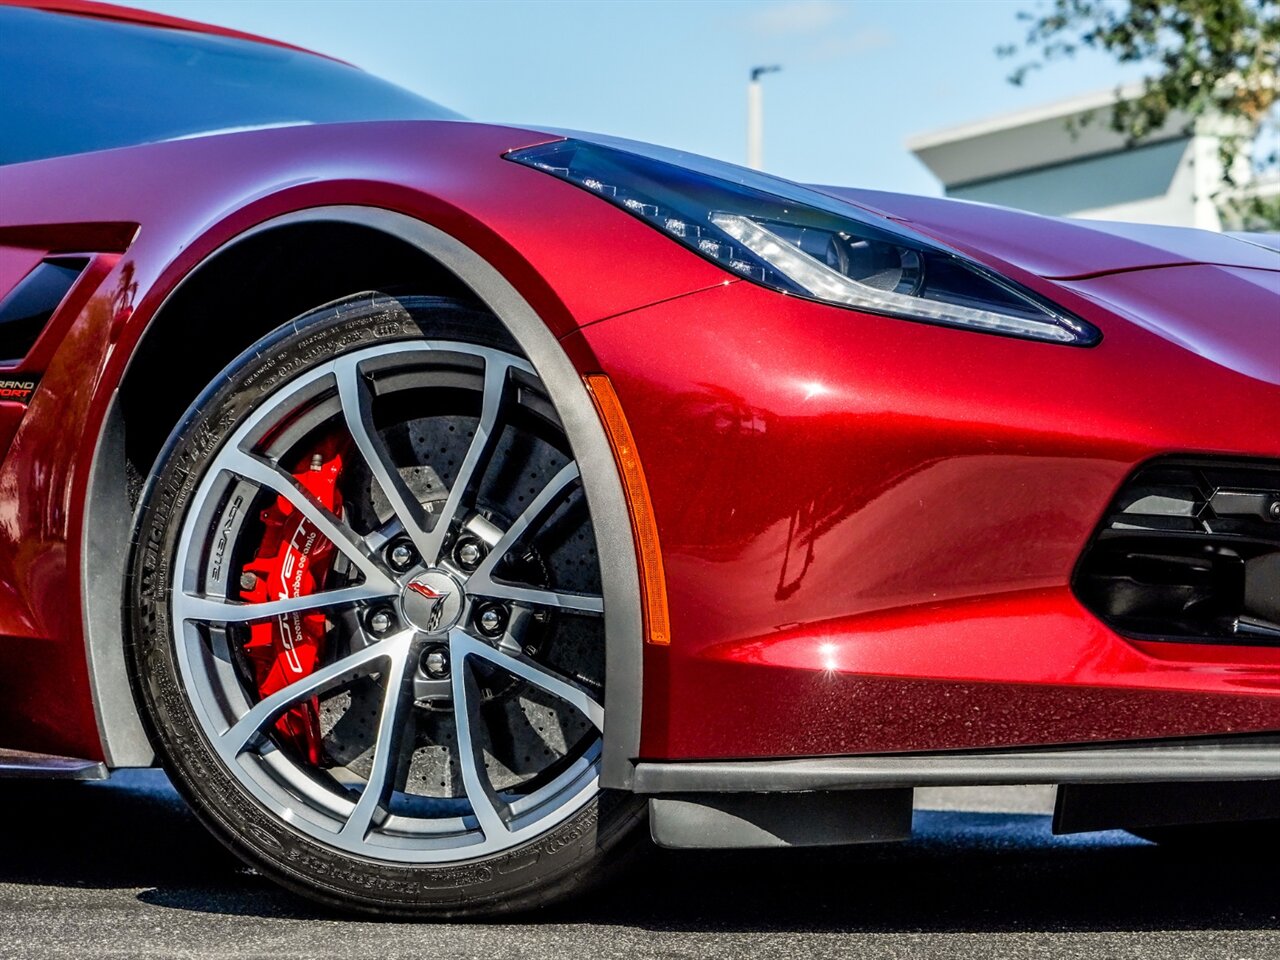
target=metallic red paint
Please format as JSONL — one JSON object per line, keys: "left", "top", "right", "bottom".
{"left": 568, "top": 268, "right": 1280, "bottom": 758}
{"left": 1058, "top": 264, "right": 1280, "bottom": 387}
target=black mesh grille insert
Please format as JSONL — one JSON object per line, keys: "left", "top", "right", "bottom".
{"left": 1074, "top": 457, "right": 1280, "bottom": 644}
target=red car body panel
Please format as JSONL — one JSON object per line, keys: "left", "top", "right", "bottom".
{"left": 1057, "top": 264, "right": 1280, "bottom": 388}
{"left": 1, "top": 6, "right": 1279, "bottom": 770}
{"left": 566, "top": 267, "right": 1280, "bottom": 758}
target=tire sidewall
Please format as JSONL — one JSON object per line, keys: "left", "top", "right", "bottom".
{"left": 127, "top": 292, "right": 641, "bottom": 917}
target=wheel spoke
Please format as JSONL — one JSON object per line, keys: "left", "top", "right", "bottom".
{"left": 340, "top": 638, "right": 414, "bottom": 840}
{"left": 451, "top": 644, "right": 511, "bottom": 840}
{"left": 334, "top": 355, "right": 436, "bottom": 567}
{"left": 220, "top": 448, "right": 395, "bottom": 593}
{"left": 419, "top": 355, "right": 511, "bottom": 566}
{"left": 451, "top": 628, "right": 604, "bottom": 731}
{"left": 468, "top": 582, "right": 603, "bottom": 616}
{"left": 465, "top": 462, "right": 594, "bottom": 611}
{"left": 179, "top": 584, "right": 392, "bottom": 624}
{"left": 218, "top": 633, "right": 411, "bottom": 757}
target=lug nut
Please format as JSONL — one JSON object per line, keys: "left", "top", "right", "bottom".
{"left": 476, "top": 604, "right": 506, "bottom": 638}
{"left": 421, "top": 646, "right": 450, "bottom": 679}
{"left": 455, "top": 538, "right": 484, "bottom": 570}
{"left": 367, "top": 608, "right": 396, "bottom": 636}
{"left": 1270, "top": 500, "right": 1280, "bottom": 521}
{"left": 387, "top": 541, "right": 417, "bottom": 572}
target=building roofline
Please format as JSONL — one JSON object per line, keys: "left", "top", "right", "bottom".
{"left": 906, "top": 83, "right": 1143, "bottom": 151}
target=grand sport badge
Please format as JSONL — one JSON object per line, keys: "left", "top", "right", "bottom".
{"left": 0, "top": 376, "right": 39, "bottom": 404}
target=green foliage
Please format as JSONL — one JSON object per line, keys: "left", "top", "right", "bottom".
{"left": 1001, "top": 0, "right": 1280, "bottom": 227}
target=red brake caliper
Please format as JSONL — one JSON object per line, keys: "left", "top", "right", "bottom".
{"left": 238, "top": 438, "right": 348, "bottom": 766}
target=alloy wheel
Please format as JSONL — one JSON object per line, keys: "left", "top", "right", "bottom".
{"left": 169, "top": 340, "right": 606, "bottom": 863}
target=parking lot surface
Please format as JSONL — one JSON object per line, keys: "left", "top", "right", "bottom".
{"left": 1, "top": 772, "right": 1276, "bottom": 959}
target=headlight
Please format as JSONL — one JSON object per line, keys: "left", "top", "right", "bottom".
{"left": 508, "top": 139, "right": 1099, "bottom": 346}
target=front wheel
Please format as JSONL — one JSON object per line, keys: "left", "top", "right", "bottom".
{"left": 128, "top": 293, "right": 643, "bottom": 917}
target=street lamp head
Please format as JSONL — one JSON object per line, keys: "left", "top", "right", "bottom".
{"left": 750, "top": 65, "right": 782, "bottom": 83}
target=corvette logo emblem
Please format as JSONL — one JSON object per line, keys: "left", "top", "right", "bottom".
{"left": 406, "top": 581, "right": 449, "bottom": 633}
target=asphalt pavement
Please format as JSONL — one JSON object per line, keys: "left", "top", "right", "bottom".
{"left": 0, "top": 771, "right": 1277, "bottom": 959}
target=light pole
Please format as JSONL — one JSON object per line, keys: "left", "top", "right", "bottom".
{"left": 747, "top": 65, "right": 781, "bottom": 170}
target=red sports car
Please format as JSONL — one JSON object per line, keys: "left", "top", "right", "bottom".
{"left": 3, "top": 0, "right": 1280, "bottom": 918}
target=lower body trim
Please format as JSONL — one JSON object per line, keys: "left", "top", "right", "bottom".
{"left": 0, "top": 748, "right": 108, "bottom": 780}
{"left": 634, "top": 738, "right": 1280, "bottom": 793}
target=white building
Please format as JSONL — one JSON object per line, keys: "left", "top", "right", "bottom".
{"left": 907, "top": 87, "right": 1273, "bottom": 231}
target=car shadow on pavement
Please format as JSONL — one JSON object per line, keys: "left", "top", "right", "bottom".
{"left": 604, "top": 811, "right": 1277, "bottom": 935}
{"left": 1, "top": 769, "right": 1276, "bottom": 932}
{"left": 0, "top": 770, "right": 322, "bottom": 915}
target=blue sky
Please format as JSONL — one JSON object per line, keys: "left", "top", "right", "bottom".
{"left": 126, "top": 0, "right": 1138, "bottom": 196}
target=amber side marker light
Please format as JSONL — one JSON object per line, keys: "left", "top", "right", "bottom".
{"left": 583, "top": 373, "right": 671, "bottom": 645}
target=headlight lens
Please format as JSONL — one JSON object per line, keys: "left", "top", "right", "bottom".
{"left": 508, "top": 139, "right": 1099, "bottom": 346}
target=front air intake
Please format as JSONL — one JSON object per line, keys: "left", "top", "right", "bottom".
{"left": 1074, "top": 458, "right": 1280, "bottom": 644}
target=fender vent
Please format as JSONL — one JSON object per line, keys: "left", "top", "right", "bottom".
{"left": 1074, "top": 458, "right": 1280, "bottom": 644}
{"left": 0, "top": 256, "right": 89, "bottom": 363}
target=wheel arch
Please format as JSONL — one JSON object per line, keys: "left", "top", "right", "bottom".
{"left": 82, "top": 206, "right": 644, "bottom": 789}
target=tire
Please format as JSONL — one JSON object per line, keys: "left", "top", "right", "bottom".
{"left": 128, "top": 292, "right": 645, "bottom": 917}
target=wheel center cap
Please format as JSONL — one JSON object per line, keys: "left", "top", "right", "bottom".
{"left": 400, "top": 570, "right": 464, "bottom": 635}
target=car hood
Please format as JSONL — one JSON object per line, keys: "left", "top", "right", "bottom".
{"left": 814, "top": 186, "right": 1280, "bottom": 280}
{"left": 811, "top": 189, "right": 1279, "bottom": 383}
